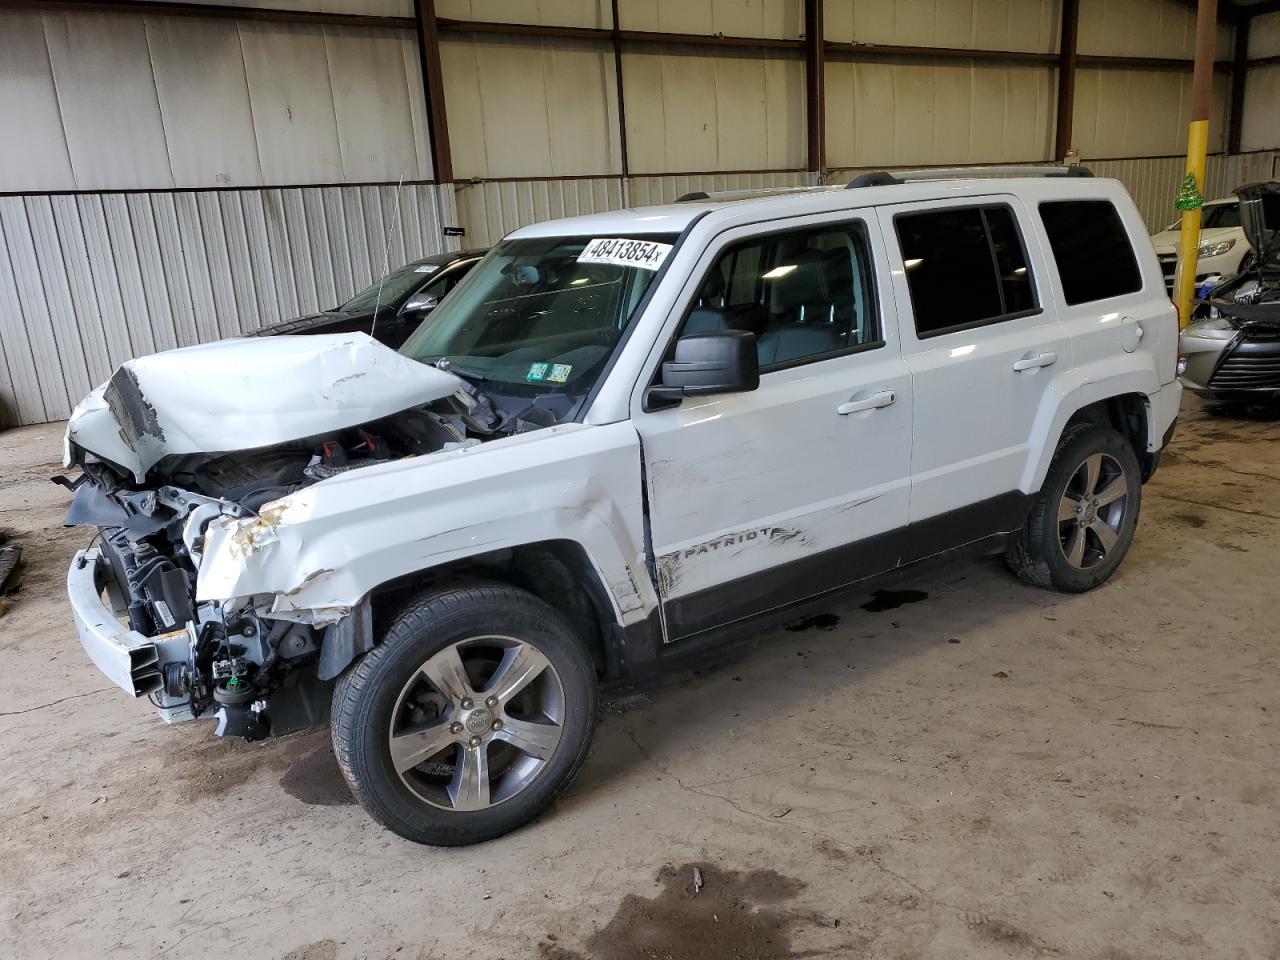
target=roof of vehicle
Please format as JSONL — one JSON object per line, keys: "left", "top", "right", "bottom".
{"left": 410, "top": 247, "right": 488, "bottom": 266}
{"left": 507, "top": 170, "right": 1134, "bottom": 241}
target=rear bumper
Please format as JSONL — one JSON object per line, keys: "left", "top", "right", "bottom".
{"left": 68, "top": 548, "right": 194, "bottom": 720}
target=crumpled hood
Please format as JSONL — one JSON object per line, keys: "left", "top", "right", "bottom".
{"left": 64, "top": 333, "right": 463, "bottom": 482}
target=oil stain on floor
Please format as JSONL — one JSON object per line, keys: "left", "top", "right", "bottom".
{"left": 860, "top": 589, "right": 928, "bottom": 613}
{"left": 541, "top": 863, "right": 813, "bottom": 960}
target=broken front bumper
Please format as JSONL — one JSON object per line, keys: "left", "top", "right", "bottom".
{"left": 67, "top": 548, "right": 194, "bottom": 721}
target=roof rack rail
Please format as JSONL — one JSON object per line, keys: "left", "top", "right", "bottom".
{"left": 846, "top": 164, "right": 1093, "bottom": 188}
{"left": 674, "top": 185, "right": 830, "bottom": 203}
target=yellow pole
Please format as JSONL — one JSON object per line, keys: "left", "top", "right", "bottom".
{"left": 1173, "top": 120, "right": 1210, "bottom": 328}
{"left": 1173, "top": 0, "right": 1218, "bottom": 329}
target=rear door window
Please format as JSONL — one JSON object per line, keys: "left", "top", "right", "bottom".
{"left": 894, "top": 204, "right": 1038, "bottom": 338}
{"left": 1038, "top": 200, "right": 1142, "bottom": 305}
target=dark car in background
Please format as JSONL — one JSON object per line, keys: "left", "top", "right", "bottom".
{"left": 1180, "top": 182, "right": 1280, "bottom": 404}
{"left": 254, "top": 248, "right": 486, "bottom": 349}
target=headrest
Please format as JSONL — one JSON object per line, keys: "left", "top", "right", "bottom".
{"left": 769, "top": 250, "right": 827, "bottom": 312}
{"left": 699, "top": 268, "right": 725, "bottom": 301}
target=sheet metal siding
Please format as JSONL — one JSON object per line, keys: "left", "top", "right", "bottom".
{"left": 824, "top": 0, "right": 1059, "bottom": 53}
{"left": 0, "top": 9, "right": 433, "bottom": 193}
{"left": 0, "top": 185, "right": 456, "bottom": 427}
{"left": 451, "top": 171, "right": 814, "bottom": 246}
{"left": 1250, "top": 12, "right": 1280, "bottom": 59}
{"left": 1242, "top": 65, "right": 1280, "bottom": 153}
{"left": 1078, "top": 0, "right": 1235, "bottom": 60}
{"left": 826, "top": 151, "right": 1280, "bottom": 232}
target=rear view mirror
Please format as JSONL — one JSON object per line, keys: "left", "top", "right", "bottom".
{"left": 647, "top": 330, "right": 760, "bottom": 407}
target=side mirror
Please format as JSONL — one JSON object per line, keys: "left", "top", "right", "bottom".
{"left": 401, "top": 292, "right": 440, "bottom": 317}
{"left": 647, "top": 330, "right": 760, "bottom": 407}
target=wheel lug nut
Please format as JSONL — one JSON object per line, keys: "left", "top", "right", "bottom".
{"left": 450, "top": 722, "right": 463, "bottom": 734}
{"left": 492, "top": 719, "right": 503, "bottom": 731}
{"left": 460, "top": 698, "right": 473, "bottom": 709}
{"left": 485, "top": 696, "right": 498, "bottom": 708}
{"left": 469, "top": 735, "right": 482, "bottom": 747}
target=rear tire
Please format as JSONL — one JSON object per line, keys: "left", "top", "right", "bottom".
{"left": 331, "top": 582, "right": 597, "bottom": 845}
{"left": 1006, "top": 423, "right": 1142, "bottom": 592}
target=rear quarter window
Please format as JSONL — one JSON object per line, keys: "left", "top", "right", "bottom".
{"left": 1038, "top": 200, "right": 1142, "bottom": 306}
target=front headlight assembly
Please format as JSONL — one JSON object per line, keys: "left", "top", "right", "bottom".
{"left": 1197, "top": 238, "right": 1236, "bottom": 259}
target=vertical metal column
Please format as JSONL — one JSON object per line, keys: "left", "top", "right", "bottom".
{"left": 1054, "top": 0, "right": 1080, "bottom": 162}
{"left": 1173, "top": 0, "right": 1219, "bottom": 328}
{"left": 804, "top": 0, "right": 825, "bottom": 178}
{"left": 413, "top": 0, "right": 454, "bottom": 184}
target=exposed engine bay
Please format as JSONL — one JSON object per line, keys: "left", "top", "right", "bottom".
{"left": 61, "top": 333, "right": 581, "bottom": 740}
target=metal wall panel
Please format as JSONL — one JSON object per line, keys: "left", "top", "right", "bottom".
{"left": 147, "top": 17, "right": 264, "bottom": 188}
{"left": 440, "top": 36, "right": 621, "bottom": 179}
{"left": 1249, "top": 11, "right": 1280, "bottom": 58}
{"left": 0, "top": 11, "right": 76, "bottom": 192}
{"left": 825, "top": 151, "right": 1280, "bottom": 240}
{"left": 1242, "top": 65, "right": 1280, "bottom": 153}
{"left": 826, "top": 60, "right": 1054, "bottom": 168}
{"left": 620, "top": 0, "right": 801, "bottom": 38}
{"left": 436, "top": 0, "right": 610, "bottom": 28}
{"left": 825, "top": 0, "right": 1058, "bottom": 53}
{"left": 2, "top": 9, "right": 433, "bottom": 193}
{"left": 129, "top": 0, "right": 414, "bottom": 15}
{"left": 622, "top": 48, "right": 805, "bottom": 174}
{"left": 451, "top": 170, "right": 813, "bottom": 246}
{"left": 1086, "top": 152, "right": 1280, "bottom": 230}
{"left": 1078, "top": 0, "right": 1234, "bottom": 59}
{"left": 0, "top": 184, "right": 457, "bottom": 427}
{"left": 42, "top": 12, "right": 176, "bottom": 191}
{"left": 1071, "top": 67, "right": 1230, "bottom": 159}
{"left": 452, "top": 177, "right": 626, "bottom": 247}
{"left": 625, "top": 170, "right": 814, "bottom": 205}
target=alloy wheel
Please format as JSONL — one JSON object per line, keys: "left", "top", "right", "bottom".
{"left": 1057, "top": 452, "right": 1129, "bottom": 570}
{"left": 388, "top": 636, "right": 565, "bottom": 811}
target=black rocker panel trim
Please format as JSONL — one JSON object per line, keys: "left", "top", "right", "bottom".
{"left": 661, "top": 491, "right": 1033, "bottom": 643}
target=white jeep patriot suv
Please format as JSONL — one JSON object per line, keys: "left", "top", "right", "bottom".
{"left": 63, "top": 167, "right": 1181, "bottom": 845}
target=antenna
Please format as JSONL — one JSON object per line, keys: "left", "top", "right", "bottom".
{"left": 370, "top": 173, "right": 405, "bottom": 342}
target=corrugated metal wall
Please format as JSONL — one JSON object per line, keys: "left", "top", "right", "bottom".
{"left": 1243, "top": 12, "right": 1280, "bottom": 153}
{"left": 452, "top": 170, "right": 815, "bottom": 246}
{"left": 1, "top": 0, "right": 1274, "bottom": 428}
{"left": 0, "top": 8, "right": 433, "bottom": 192}
{"left": 826, "top": 151, "right": 1280, "bottom": 231}
{"left": 0, "top": 184, "right": 457, "bottom": 427}
{"left": 825, "top": 60, "right": 1056, "bottom": 168}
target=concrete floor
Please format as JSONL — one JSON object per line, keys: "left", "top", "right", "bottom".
{"left": 1, "top": 395, "right": 1278, "bottom": 960}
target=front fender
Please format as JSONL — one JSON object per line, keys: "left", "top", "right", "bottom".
{"left": 1021, "top": 355, "right": 1163, "bottom": 494}
{"left": 197, "top": 421, "right": 655, "bottom": 627}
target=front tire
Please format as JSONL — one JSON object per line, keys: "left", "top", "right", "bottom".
{"left": 331, "top": 583, "right": 598, "bottom": 845}
{"left": 1006, "top": 423, "right": 1142, "bottom": 592}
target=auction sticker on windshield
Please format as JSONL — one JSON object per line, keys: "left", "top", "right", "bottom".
{"left": 578, "top": 238, "right": 672, "bottom": 271}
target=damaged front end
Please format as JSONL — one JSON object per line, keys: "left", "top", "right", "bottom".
{"left": 61, "top": 333, "right": 503, "bottom": 739}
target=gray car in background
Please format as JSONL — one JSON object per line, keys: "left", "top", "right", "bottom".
{"left": 1179, "top": 182, "right": 1280, "bottom": 404}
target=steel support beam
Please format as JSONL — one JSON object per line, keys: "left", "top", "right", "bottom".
{"left": 804, "top": 0, "right": 825, "bottom": 175}
{"left": 413, "top": 0, "right": 453, "bottom": 183}
{"left": 610, "top": 0, "right": 630, "bottom": 177}
{"left": 1055, "top": 0, "right": 1080, "bottom": 161}
{"left": 1173, "top": 0, "right": 1219, "bottom": 329}
{"left": 0, "top": 0, "right": 414, "bottom": 27}
{"left": 1227, "top": 18, "right": 1250, "bottom": 155}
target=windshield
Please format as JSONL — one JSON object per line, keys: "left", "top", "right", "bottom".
{"left": 340, "top": 261, "right": 437, "bottom": 312}
{"left": 399, "top": 234, "right": 677, "bottom": 394}
{"left": 1164, "top": 203, "right": 1241, "bottom": 232}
